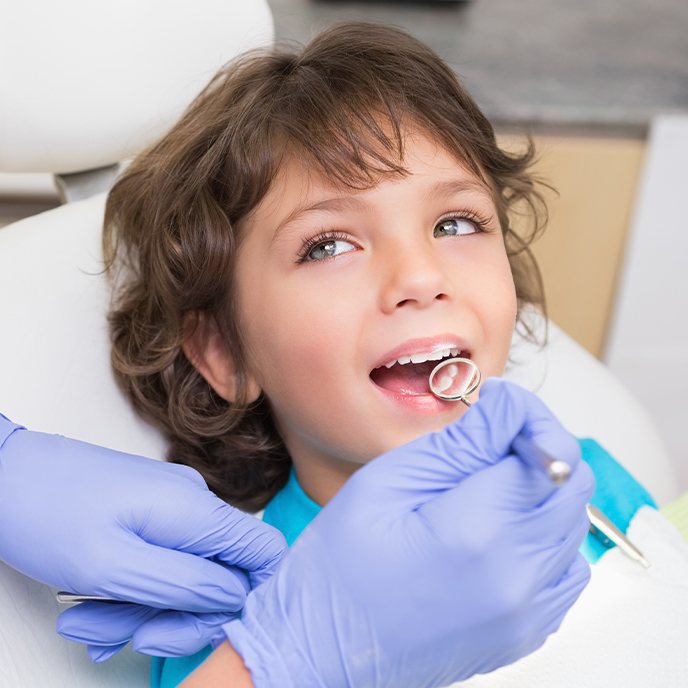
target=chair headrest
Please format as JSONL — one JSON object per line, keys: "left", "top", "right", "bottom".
{"left": 0, "top": 0, "right": 274, "bottom": 174}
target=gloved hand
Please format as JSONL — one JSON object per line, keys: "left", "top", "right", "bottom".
{"left": 60, "top": 603, "right": 241, "bottom": 661}
{"left": 220, "top": 379, "right": 595, "bottom": 688}
{"left": 0, "top": 412, "right": 287, "bottom": 661}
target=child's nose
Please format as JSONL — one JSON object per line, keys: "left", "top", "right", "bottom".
{"left": 377, "top": 240, "right": 455, "bottom": 314}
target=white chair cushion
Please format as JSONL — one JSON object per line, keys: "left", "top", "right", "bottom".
{"left": 0, "top": 193, "right": 167, "bottom": 459}
{"left": 0, "top": 1, "right": 274, "bottom": 174}
{"left": 506, "top": 311, "right": 679, "bottom": 505}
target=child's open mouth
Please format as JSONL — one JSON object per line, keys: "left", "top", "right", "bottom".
{"left": 370, "top": 348, "right": 469, "bottom": 396}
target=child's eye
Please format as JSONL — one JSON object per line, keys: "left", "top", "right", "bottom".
{"left": 298, "top": 232, "right": 357, "bottom": 263}
{"left": 433, "top": 214, "right": 487, "bottom": 238}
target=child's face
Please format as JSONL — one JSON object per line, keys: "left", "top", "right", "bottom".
{"left": 233, "top": 130, "right": 517, "bottom": 499}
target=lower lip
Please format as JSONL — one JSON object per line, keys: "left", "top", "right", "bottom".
{"left": 370, "top": 380, "right": 460, "bottom": 415}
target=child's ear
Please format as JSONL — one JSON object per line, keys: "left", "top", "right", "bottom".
{"left": 182, "top": 313, "right": 261, "bottom": 404}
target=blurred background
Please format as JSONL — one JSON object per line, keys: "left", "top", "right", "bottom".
{"left": 1, "top": 0, "right": 686, "bottom": 484}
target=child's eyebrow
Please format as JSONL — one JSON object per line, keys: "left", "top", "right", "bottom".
{"left": 272, "top": 196, "right": 366, "bottom": 243}
{"left": 427, "top": 179, "right": 493, "bottom": 202}
{"left": 272, "top": 178, "right": 493, "bottom": 243}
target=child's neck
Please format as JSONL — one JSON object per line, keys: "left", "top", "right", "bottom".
{"left": 291, "top": 454, "right": 359, "bottom": 506}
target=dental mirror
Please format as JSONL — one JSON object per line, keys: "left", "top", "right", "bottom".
{"left": 428, "top": 357, "right": 481, "bottom": 406}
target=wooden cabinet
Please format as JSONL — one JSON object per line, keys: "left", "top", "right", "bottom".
{"left": 500, "top": 133, "right": 645, "bottom": 358}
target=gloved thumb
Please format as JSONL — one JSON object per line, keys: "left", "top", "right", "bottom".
{"left": 452, "top": 377, "right": 582, "bottom": 478}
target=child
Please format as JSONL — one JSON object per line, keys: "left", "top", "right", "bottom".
{"left": 102, "top": 22, "right": 657, "bottom": 687}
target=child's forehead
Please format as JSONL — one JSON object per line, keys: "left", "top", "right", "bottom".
{"left": 241, "top": 138, "right": 497, "bottom": 238}
{"left": 272, "top": 130, "right": 492, "bottom": 200}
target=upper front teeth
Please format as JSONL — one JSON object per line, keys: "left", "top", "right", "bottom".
{"left": 384, "top": 347, "right": 461, "bottom": 368}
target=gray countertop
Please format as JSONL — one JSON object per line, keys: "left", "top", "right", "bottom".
{"left": 268, "top": 0, "right": 688, "bottom": 136}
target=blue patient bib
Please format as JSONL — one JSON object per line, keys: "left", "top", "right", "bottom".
{"left": 578, "top": 438, "right": 656, "bottom": 562}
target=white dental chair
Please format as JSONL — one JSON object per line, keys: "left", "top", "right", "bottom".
{"left": 0, "top": 2, "right": 679, "bottom": 686}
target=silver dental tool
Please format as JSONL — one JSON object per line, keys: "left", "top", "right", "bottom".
{"left": 55, "top": 592, "right": 120, "bottom": 604}
{"left": 586, "top": 504, "right": 650, "bottom": 568}
{"left": 428, "top": 357, "right": 650, "bottom": 568}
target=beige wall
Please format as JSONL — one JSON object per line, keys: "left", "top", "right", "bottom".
{"left": 499, "top": 133, "right": 646, "bottom": 358}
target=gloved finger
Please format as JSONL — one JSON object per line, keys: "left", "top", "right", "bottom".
{"left": 417, "top": 455, "right": 584, "bottom": 553}
{"left": 531, "top": 552, "right": 591, "bottom": 639}
{"left": 524, "top": 511, "right": 592, "bottom": 595}
{"left": 94, "top": 537, "right": 251, "bottom": 612}
{"left": 460, "top": 377, "right": 582, "bottom": 477}
{"left": 57, "top": 601, "right": 161, "bottom": 646}
{"left": 490, "top": 553, "right": 591, "bottom": 670}
{"left": 88, "top": 643, "right": 129, "bottom": 663}
{"left": 495, "top": 515, "right": 591, "bottom": 633}
{"left": 135, "top": 492, "right": 288, "bottom": 589}
{"left": 59, "top": 601, "right": 237, "bottom": 658}
{"left": 132, "top": 610, "right": 239, "bottom": 657}
{"left": 356, "top": 378, "right": 580, "bottom": 504}
{"left": 212, "top": 509, "right": 288, "bottom": 588}
{"left": 520, "top": 459, "right": 594, "bottom": 539}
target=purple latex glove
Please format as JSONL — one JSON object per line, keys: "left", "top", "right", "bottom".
{"left": 60, "top": 603, "right": 239, "bottom": 662}
{"left": 0, "top": 412, "right": 287, "bottom": 660}
{"left": 221, "top": 379, "right": 595, "bottom": 688}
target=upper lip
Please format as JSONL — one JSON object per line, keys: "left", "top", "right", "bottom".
{"left": 370, "top": 334, "right": 471, "bottom": 372}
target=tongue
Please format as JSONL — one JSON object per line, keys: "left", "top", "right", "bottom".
{"left": 370, "top": 361, "right": 437, "bottom": 395}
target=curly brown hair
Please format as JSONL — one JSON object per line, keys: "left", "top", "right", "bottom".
{"left": 103, "top": 21, "right": 547, "bottom": 512}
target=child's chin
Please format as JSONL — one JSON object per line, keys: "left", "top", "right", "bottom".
{"left": 370, "top": 409, "right": 469, "bottom": 455}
